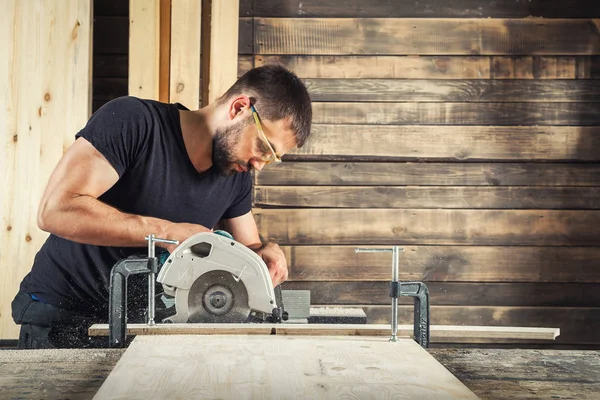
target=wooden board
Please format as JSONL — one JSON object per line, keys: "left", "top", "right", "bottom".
{"left": 88, "top": 323, "right": 559, "bottom": 342}
{"left": 129, "top": 0, "right": 160, "bottom": 99}
{"left": 280, "top": 245, "right": 600, "bottom": 283}
{"left": 255, "top": 186, "right": 600, "bottom": 209}
{"left": 0, "top": 0, "right": 92, "bottom": 340}
{"left": 311, "top": 102, "right": 600, "bottom": 125}
{"left": 169, "top": 0, "right": 201, "bottom": 108}
{"left": 244, "top": 55, "right": 600, "bottom": 79}
{"left": 207, "top": 0, "right": 239, "bottom": 103}
{"left": 254, "top": 209, "right": 600, "bottom": 246}
{"left": 255, "top": 162, "right": 600, "bottom": 186}
{"left": 251, "top": 18, "right": 600, "bottom": 55}
{"left": 93, "top": 335, "right": 479, "bottom": 399}
{"left": 243, "top": 0, "right": 600, "bottom": 18}
{"left": 281, "top": 282, "right": 600, "bottom": 307}
{"left": 93, "top": 17, "right": 128, "bottom": 54}
{"left": 289, "top": 125, "right": 600, "bottom": 161}
{"left": 304, "top": 79, "right": 600, "bottom": 102}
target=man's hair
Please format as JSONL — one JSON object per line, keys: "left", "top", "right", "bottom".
{"left": 217, "top": 65, "right": 312, "bottom": 148}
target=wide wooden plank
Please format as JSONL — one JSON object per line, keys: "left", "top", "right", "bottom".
{"left": 305, "top": 79, "right": 600, "bottom": 102}
{"left": 252, "top": 18, "right": 600, "bottom": 55}
{"left": 256, "top": 162, "right": 600, "bottom": 186}
{"left": 129, "top": 0, "right": 160, "bottom": 100}
{"left": 254, "top": 209, "right": 600, "bottom": 245}
{"left": 88, "top": 323, "right": 559, "bottom": 342}
{"left": 245, "top": 55, "right": 600, "bottom": 79}
{"left": 244, "top": 0, "right": 600, "bottom": 18}
{"left": 255, "top": 186, "right": 600, "bottom": 209}
{"left": 281, "top": 245, "right": 600, "bottom": 283}
{"left": 312, "top": 102, "right": 600, "bottom": 125}
{"left": 288, "top": 125, "right": 600, "bottom": 161}
{"left": 355, "top": 306, "right": 600, "bottom": 344}
{"left": 94, "top": 335, "right": 479, "bottom": 399}
{"left": 207, "top": 0, "right": 239, "bottom": 103}
{"left": 282, "top": 282, "right": 600, "bottom": 307}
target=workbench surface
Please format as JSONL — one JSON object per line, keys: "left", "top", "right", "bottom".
{"left": 1, "top": 346, "right": 599, "bottom": 399}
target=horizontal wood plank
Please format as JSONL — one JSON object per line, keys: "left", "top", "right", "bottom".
{"left": 255, "top": 186, "right": 600, "bottom": 209}
{"left": 353, "top": 306, "right": 600, "bottom": 344}
{"left": 94, "top": 16, "right": 128, "bottom": 54}
{"left": 256, "top": 162, "right": 600, "bottom": 186}
{"left": 281, "top": 245, "right": 600, "bottom": 282}
{"left": 254, "top": 209, "right": 600, "bottom": 245}
{"left": 312, "top": 102, "right": 600, "bottom": 125}
{"left": 93, "top": 77, "right": 127, "bottom": 100}
{"left": 304, "top": 79, "right": 600, "bottom": 102}
{"left": 252, "top": 18, "right": 600, "bottom": 55}
{"left": 289, "top": 125, "right": 600, "bottom": 161}
{"left": 94, "top": 0, "right": 129, "bottom": 16}
{"left": 244, "top": 0, "right": 600, "bottom": 18}
{"left": 94, "top": 54, "right": 128, "bottom": 78}
{"left": 282, "top": 282, "right": 600, "bottom": 307}
{"left": 243, "top": 55, "right": 600, "bottom": 79}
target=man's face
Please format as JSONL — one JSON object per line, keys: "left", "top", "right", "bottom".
{"left": 212, "top": 108, "right": 296, "bottom": 177}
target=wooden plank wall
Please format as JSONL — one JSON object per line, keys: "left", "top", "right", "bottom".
{"left": 240, "top": 0, "right": 600, "bottom": 345}
{"left": 0, "top": 0, "right": 92, "bottom": 339}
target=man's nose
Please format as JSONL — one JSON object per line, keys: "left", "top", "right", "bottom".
{"left": 250, "top": 159, "right": 266, "bottom": 171}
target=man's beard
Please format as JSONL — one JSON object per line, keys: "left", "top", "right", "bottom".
{"left": 212, "top": 118, "right": 251, "bottom": 176}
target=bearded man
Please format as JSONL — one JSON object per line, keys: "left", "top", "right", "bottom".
{"left": 11, "top": 65, "right": 312, "bottom": 349}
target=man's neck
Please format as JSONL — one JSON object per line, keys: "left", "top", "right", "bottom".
{"left": 178, "top": 107, "right": 214, "bottom": 173}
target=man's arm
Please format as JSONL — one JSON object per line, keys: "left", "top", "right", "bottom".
{"left": 38, "top": 137, "right": 209, "bottom": 251}
{"left": 220, "top": 211, "right": 288, "bottom": 286}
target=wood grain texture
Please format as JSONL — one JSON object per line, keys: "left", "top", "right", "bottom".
{"left": 281, "top": 245, "right": 600, "bottom": 283}
{"left": 304, "top": 79, "right": 600, "bottom": 102}
{"left": 208, "top": 0, "right": 240, "bottom": 103}
{"left": 255, "top": 186, "right": 600, "bottom": 209}
{"left": 0, "top": 0, "right": 92, "bottom": 340}
{"left": 169, "top": 0, "right": 201, "bottom": 108}
{"left": 158, "top": 0, "right": 171, "bottom": 102}
{"left": 245, "top": 55, "right": 600, "bottom": 79}
{"left": 129, "top": 0, "right": 160, "bottom": 99}
{"left": 288, "top": 125, "right": 600, "bottom": 161}
{"left": 255, "top": 162, "right": 600, "bottom": 186}
{"left": 88, "top": 323, "right": 559, "bottom": 342}
{"left": 312, "top": 102, "right": 600, "bottom": 125}
{"left": 252, "top": 18, "right": 600, "bottom": 55}
{"left": 282, "top": 282, "right": 600, "bottom": 307}
{"left": 254, "top": 209, "right": 600, "bottom": 245}
{"left": 356, "top": 306, "right": 600, "bottom": 344}
{"left": 243, "top": 0, "right": 600, "bottom": 18}
{"left": 94, "top": 335, "right": 479, "bottom": 399}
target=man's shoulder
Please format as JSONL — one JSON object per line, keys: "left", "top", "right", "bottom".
{"left": 96, "top": 96, "right": 171, "bottom": 117}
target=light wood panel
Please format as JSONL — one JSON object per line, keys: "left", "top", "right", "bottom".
{"left": 312, "top": 102, "right": 600, "bottom": 125}
{"left": 254, "top": 209, "right": 600, "bottom": 245}
{"left": 255, "top": 186, "right": 600, "bottom": 209}
{"left": 169, "top": 0, "right": 201, "bottom": 109}
{"left": 288, "top": 125, "right": 600, "bottom": 161}
{"left": 256, "top": 162, "right": 600, "bottom": 186}
{"left": 94, "top": 335, "right": 479, "bottom": 399}
{"left": 251, "top": 18, "right": 600, "bottom": 55}
{"left": 129, "top": 0, "right": 160, "bottom": 99}
{"left": 304, "top": 79, "right": 600, "bottom": 102}
{"left": 207, "top": 0, "right": 239, "bottom": 103}
{"left": 0, "top": 0, "right": 92, "bottom": 339}
{"left": 283, "top": 282, "right": 600, "bottom": 307}
{"left": 243, "top": 55, "right": 600, "bottom": 79}
{"left": 243, "top": 0, "right": 600, "bottom": 18}
{"left": 281, "top": 245, "right": 600, "bottom": 283}
{"left": 354, "top": 306, "right": 600, "bottom": 344}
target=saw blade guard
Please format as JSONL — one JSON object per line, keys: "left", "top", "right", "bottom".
{"left": 157, "top": 232, "right": 277, "bottom": 322}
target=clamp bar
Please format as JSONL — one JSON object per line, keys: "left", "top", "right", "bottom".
{"left": 144, "top": 235, "right": 179, "bottom": 325}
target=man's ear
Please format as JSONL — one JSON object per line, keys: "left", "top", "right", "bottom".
{"left": 228, "top": 95, "right": 251, "bottom": 121}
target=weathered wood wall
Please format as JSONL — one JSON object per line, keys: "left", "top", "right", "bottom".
{"left": 240, "top": 0, "right": 600, "bottom": 345}
{"left": 0, "top": 0, "right": 92, "bottom": 339}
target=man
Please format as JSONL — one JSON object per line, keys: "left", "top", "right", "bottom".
{"left": 11, "top": 65, "right": 312, "bottom": 349}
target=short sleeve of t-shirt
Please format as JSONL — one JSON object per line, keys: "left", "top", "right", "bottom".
{"left": 222, "top": 173, "right": 253, "bottom": 219}
{"left": 75, "top": 97, "right": 150, "bottom": 177}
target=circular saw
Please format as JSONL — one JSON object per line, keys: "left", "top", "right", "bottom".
{"left": 157, "top": 232, "right": 285, "bottom": 323}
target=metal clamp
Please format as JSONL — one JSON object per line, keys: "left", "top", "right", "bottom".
{"left": 145, "top": 235, "right": 179, "bottom": 325}
{"left": 355, "top": 246, "right": 430, "bottom": 348}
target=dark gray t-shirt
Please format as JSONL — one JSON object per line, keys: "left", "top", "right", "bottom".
{"left": 20, "top": 96, "right": 252, "bottom": 318}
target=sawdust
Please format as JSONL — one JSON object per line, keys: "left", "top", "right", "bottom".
{"left": 0, "top": 348, "right": 124, "bottom": 363}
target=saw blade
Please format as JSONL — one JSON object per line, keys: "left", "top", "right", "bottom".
{"left": 187, "top": 270, "right": 251, "bottom": 323}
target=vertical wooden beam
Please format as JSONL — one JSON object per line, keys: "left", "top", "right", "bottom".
{"left": 159, "top": 0, "right": 172, "bottom": 102}
{"left": 0, "top": 0, "right": 92, "bottom": 339}
{"left": 206, "top": 0, "right": 240, "bottom": 104}
{"left": 170, "top": 0, "right": 201, "bottom": 109}
{"left": 129, "top": 0, "right": 160, "bottom": 99}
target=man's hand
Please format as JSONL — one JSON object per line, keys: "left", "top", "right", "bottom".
{"left": 161, "top": 222, "right": 212, "bottom": 253}
{"left": 255, "top": 242, "right": 288, "bottom": 287}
